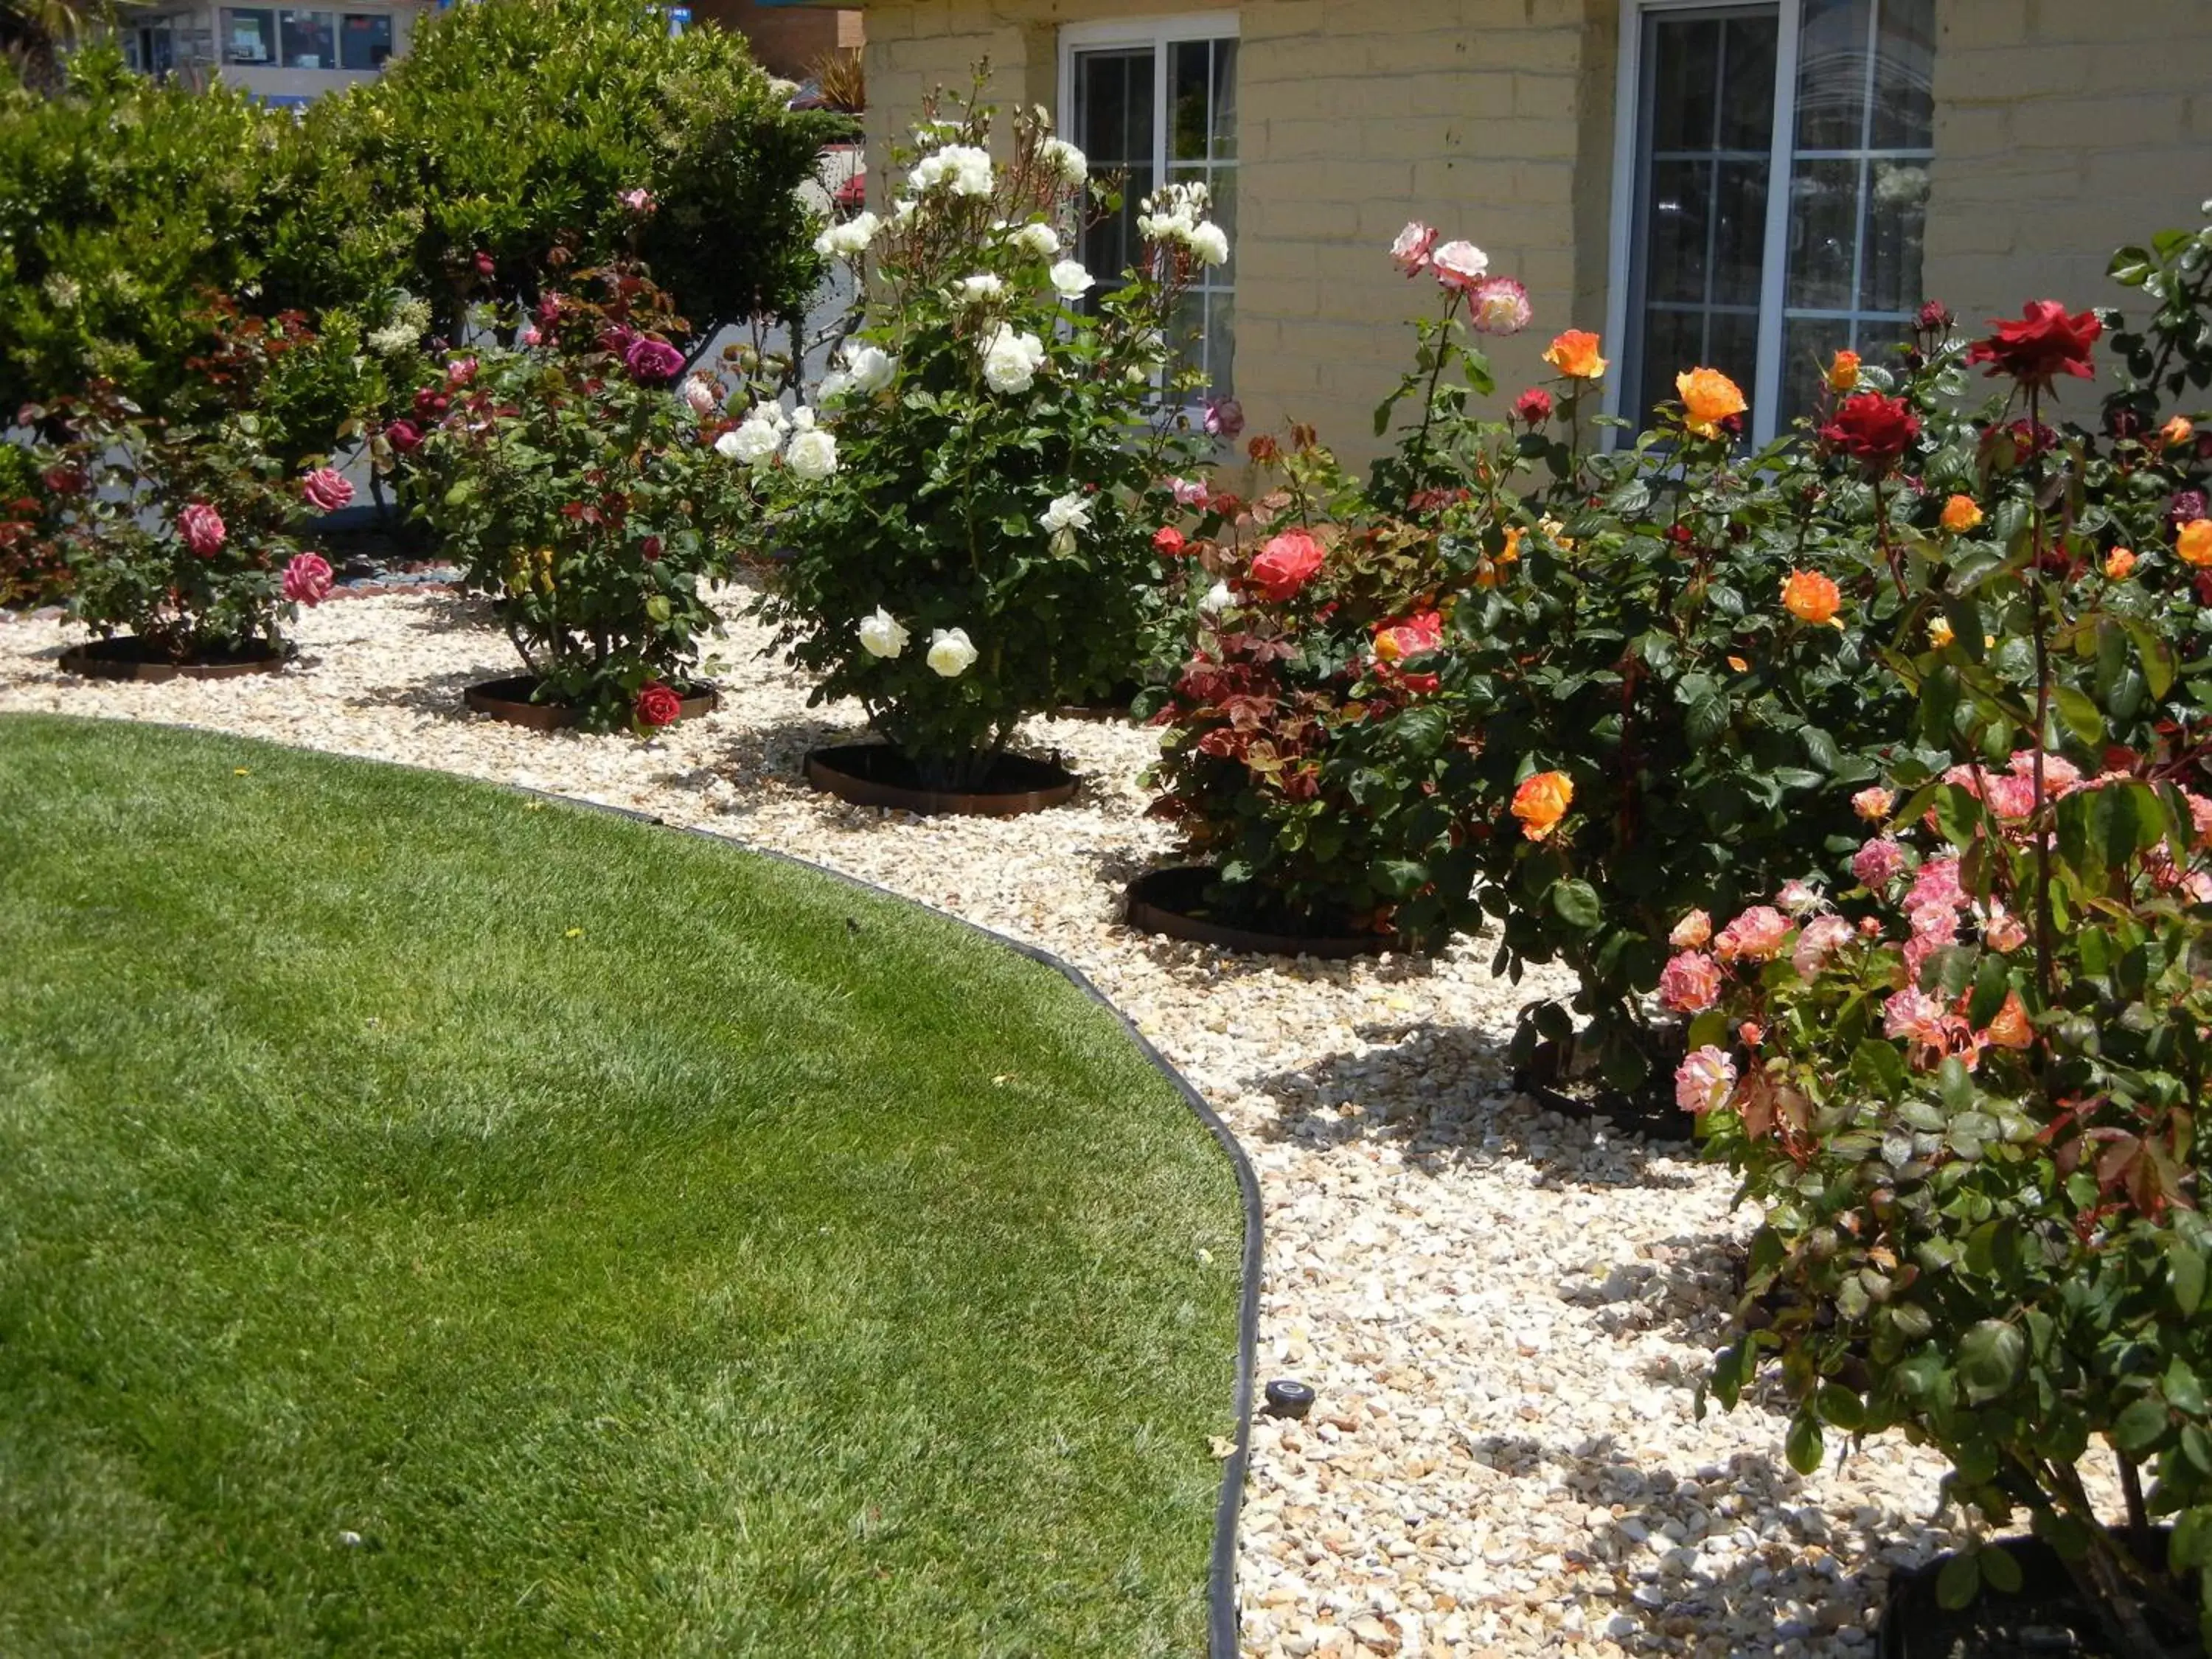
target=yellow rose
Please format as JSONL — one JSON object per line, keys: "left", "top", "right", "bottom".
{"left": 1927, "top": 616, "right": 1955, "bottom": 648}
{"left": 1676, "top": 367, "right": 1747, "bottom": 438}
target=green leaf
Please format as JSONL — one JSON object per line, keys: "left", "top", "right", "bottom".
{"left": 2054, "top": 685, "right": 2104, "bottom": 748}
{"left": 1935, "top": 1550, "right": 1982, "bottom": 1610}
{"left": 1784, "top": 1412, "right": 1824, "bottom": 1475}
{"left": 1958, "top": 1320, "right": 2023, "bottom": 1404}
{"left": 2167, "top": 1357, "right": 2208, "bottom": 1418}
{"left": 2115, "top": 1396, "right": 2172, "bottom": 1455}
{"left": 2173, "top": 1239, "right": 2206, "bottom": 1315}
{"left": 1980, "top": 1545, "right": 2023, "bottom": 1596}
{"left": 1551, "top": 880, "right": 1602, "bottom": 931}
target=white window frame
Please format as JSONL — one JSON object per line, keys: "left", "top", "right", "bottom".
{"left": 1056, "top": 12, "right": 1239, "bottom": 399}
{"left": 1602, "top": 0, "right": 1932, "bottom": 445}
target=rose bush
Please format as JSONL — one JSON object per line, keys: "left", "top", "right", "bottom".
{"left": 754, "top": 90, "right": 1216, "bottom": 786}
{"left": 18, "top": 303, "right": 356, "bottom": 661}
{"left": 387, "top": 266, "right": 762, "bottom": 729}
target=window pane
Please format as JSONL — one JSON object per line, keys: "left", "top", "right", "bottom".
{"left": 1073, "top": 48, "right": 1154, "bottom": 293}
{"left": 1868, "top": 0, "right": 1935, "bottom": 149}
{"left": 1780, "top": 315, "right": 1852, "bottom": 426}
{"left": 1627, "top": 7, "right": 1775, "bottom": 426}
{"left": 279, "top": 9, "right": 333, "bottom": 68}
{"left": 1860, "top": 158, "right": 1928, "bottom": 311}
{"left": 1175, "top": 161, "right": 1236, "bottom": 285}
{"left": 223, "top": 7, "right": 274, "bottom": 63}
{"left": 1785, "top": 157, "right": 1860, "bottom": 309}
{"left": 1795, "top": 0, "right": 1870, "bottom": 150}
{"left": 340, "top": 13, "right": 392, "bottom": 70}
{"left": 1170, "top": 39, "right": 1213, "bottom": 162}
{"left": 1209, "top": 39, "right": 1238, "bottom": 162}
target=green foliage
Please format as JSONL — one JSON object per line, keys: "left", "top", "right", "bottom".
{"left": 757, "top": 91, "right": 1212, "bottom": 783}
{"left": 314, "top": 0, "right": 846, "bottom": 342}
{"left": 390, "top": 268, "right": 761, "bottom": 729}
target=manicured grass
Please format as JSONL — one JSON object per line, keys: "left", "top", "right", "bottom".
{"left": 0, "top": 714, "right": 1244, "bottom": 1658}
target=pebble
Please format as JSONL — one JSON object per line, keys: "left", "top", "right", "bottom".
{"left": 0, "top": 589, "right": 2128, "bottom": 1656}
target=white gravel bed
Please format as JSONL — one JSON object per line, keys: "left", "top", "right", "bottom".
{"left": 0, "top": 591, "right": 2032, "bottom": 1657}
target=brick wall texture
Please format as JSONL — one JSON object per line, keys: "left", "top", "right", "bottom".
{"left": 857, "top": 0, "right": 2212, "bottom": 462}
{"left": 693, "top": 0, "right": 863, "bottom": 82}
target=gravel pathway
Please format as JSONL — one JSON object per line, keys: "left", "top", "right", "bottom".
{"left": 1, "top": 591, "right": 2014, "bottom": 1657}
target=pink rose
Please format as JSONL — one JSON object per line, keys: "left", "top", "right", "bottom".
{"left": 1248, "top": 529, "right": 1325, "bottom": 602}
{"left": 1390, "top": 221, "right": 1439, "bottom": 276}
{"left": 1204, "top": 397, "right": 1245, "bottom": 439}
{"left": 1430, "top": 239, "right": 1489, "bottom": 293}
{"left": 1170, "top": 476, "right": 1211, "bottom": 508}
{"left": 1714, "top": 905, "right": 1790, "bottom": 963}
{"left": 1775, "top": 878, "right": 1822, "bottom": 916}
{"left": 519, "top": 325, "right": 543, "bottom": 349}
{"left": 301, "top": 467, "right": 355, "bottom": 514}
{"left": 178, "top": 501, "right": 226, "bottom": 557}
{"left": 1851, "top": 836, "right": 1907, "bottom": 890}
{"left": 682, "top": 375, "right": 720, "bottom": 415}
{"left": 1982, "top": 773, "right": 2038, "bottom": 821}
{"left": 625, "top": 335, "right": 686, "bottom": 385}
{"left": 1791, "top": 915, "right": 1854, "bottom": 981}
{"left": 383, "top": 418, "right": 423, "bottom": 455}
{"left": 1906, "top": 856, "right": 1966, "bottom": 914}
{"left": 1982, "top": 903, "right": 2029, "bottom": 953}
{"left": 282, "top": 551, "right": 334, "bottom": 605}
{"left": 446, "top": 356, "right": 479, "bottom": 388}
{"left": 1674, "top": 1046, "right": 1736, "bottom": 1115}
{"left": 1669, "top": 909, "right": 1712, "bottom": 950}
{"left": 1882, "top": 987, "right": 1950, "bottom": 1047}
{"left": 1658, "top": 950, "right": 1722, "bottom": 1014}
{"left": 1851, "top": 786, "right": 1893, "bottom": 823}
{"left": 2009, "top": 748, "right": 2080, "bottom": 793}
{"left": 619, "top": 187, "right": 656, "bottom": 215}
{"left": 2186, "top": 791, "right": 2212, "bottom": 848}
{"left": 1469, "top": 276, "right": 1532, "bottom": 335}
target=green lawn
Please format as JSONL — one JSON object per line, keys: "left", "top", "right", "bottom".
{"left": 0, "top": 714, "right": 1245, "bottom": 1658}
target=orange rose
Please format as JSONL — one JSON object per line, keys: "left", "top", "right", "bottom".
{"left": 1475, "top": 524, "right": 1523, "bottom": 589}
{"left": 1781, "top": 569, "right": 1842, "bottom": 626}
{"left": 1939, "top": 494, "right": 1983, "bottom": 533}
{"left": 1985, "top": 991, "right": 2034, "bottom": 1050}
{"left": 2163, "top": 415, "right": 2194, "bottom": 448}
{"left": 1511, "top": 770, "right": 1573, "bottom": 841}
{"left": 2180, "top": 520, "right": 2212, "bottom": 568}
{"left": 1826, "top": 349, "right": 1860, "bottom": 392}
{"left": 2106, "top": 547, "right": 2138, "bottom": 580}
{"left": 1542, "top": 330, "right": 1607, "bottom": 381}
{"left": 1676, "top": 367, "right": 1747, "bottom": 437}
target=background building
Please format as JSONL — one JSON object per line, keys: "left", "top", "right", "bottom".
{"left": 119, "top": 0, "right": 435, "bottom": 103}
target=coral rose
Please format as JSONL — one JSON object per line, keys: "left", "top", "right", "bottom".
{"left": 1511, "top": 770, "right": 1573, "bottom": 841}
{"left": 1852, "top": 786, "right": 1894, "bottom": 823}
{"left": 2106, "top": 547, "right": 2137, "bottom": 580}
{"left": 1714, "top": 905, "right": 1790, "bottom": 963}
{"left": 1669, "top": 909, "right": 1711, "bottom": 950}
{"left": 178, "top": 501, "right": 226, "bottom": 557}
{"left": 301, "top": 467, "right": 355, "bottom": 514}
{"left": 282, "top": 552, "right": 334, "bottom": 605}
{"left": 1966, "top": 300, "right": 2101, "bottom": 390}
{"left": 1940, "top": 494, "right": 1983, "bottom": 533}
{"left": 1658, "top": 950, "right": 1722, "bottom": 1014}
{"left": 635, "top": 682, "right": 684, "bottom": 728}
{"left": 1248, "top": 529, "right": 1325, "bottom": 601}
{"left": 1373, "top": 610, "right": 1444, "bottom": 664}
{"left": 1676, "top": 367, "right": 1747, "bottom": 438}
{"left": 1984, "top": 990, "right": 2034, "bottom": 1050}
{"left": 1819, "top": 392, "right": 1919, "bottom": 464}
{"left": 1781, "top": 569, "right": 1842, "bottom": 625}
{"left": 1792, "top": 915, "right": 1854, "bottom": 981}
{"left": 1543, "top": 330, "right": 1607, "bottom": 380}
{"left": 1152, "top": 526, "right": 1188, "bottom": 557}
{"left": 2179, "top": 519, "right": 2212, "bottom": 568}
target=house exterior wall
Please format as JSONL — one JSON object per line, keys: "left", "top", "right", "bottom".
{"left": 691, "top": 0, "right": 864, "bottom": 82}
{"left": 1924, "top": 1, "right": 2212, "bottom": 353}
{"left": 857, "top": 0, "right": 2212, "bottom": 463}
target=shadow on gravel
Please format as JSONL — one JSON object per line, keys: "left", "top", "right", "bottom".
{"left": 1246, "top": 1019, "right": 1703, "bottom": 1191}
{"left": 1472, "top": 1433, "right": 1910, "bottom": 1655}
{"left": 347, "top": 663, "right": 498, "bottom": 723}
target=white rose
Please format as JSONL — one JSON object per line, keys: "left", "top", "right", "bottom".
{"left": 1188, "top": 221, "right": 1229, "bottom": 267}
{"left": 894, "top": 197, "right": 919, "bottom": 221}
{"left": 789, "top": 405, "right": 816, "bottom": 432}
{"left": 1048, "top": 260, "right": 1093, "bottom": 299}
{"left": 817, "top": 370, "right": 852, "bottom": 403}
{"left": 927, "top": 627, "right": 978, "bottom": 678}
{"left": 841, "top": 342, "right": 895, "bottom": 394}
{"left": 786, "top": 428, "right": 838, "bottom": 481}
{"left": 1200, "top": 581, "right": 1234, "bottom": 613}
{"left": 1040, "top": 137, "right": 1087, "bottom": 184}
{"left": 980, "top": 326, "right": 1047, "bottom": 394}
{"left": 724, "top": 415, "right": 784, "bottom": 465}
{"left": 1039, "top": 491, "right": 1091, "bottom": 534}
{"left": 858, "top": 607, "right": 909, "bottom": 659}
{"left": 1430, "top": 239, "right": 1489, "bottom": 288}
{"left": 956, "top": 273, "right": 1004, "bottom": 302}
{"left": 1009, "top": 221, "right": 1059, "bottom": 257}
{"left": 914, "top": 143, "right": 992, "bottom": 198}
{"left": 813, "top": 210, "right": 880, "bottom": 259}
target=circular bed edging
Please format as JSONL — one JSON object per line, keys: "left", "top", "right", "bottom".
{"left": 803, "top": 743, "right": 1079, "bottom": 817}
{"left": 1124, "top": 865, "right": 1399, "bottom": 959}
{"left": 58, "top": 636, "right": 286, "bottom": 684}
{"left": 463, "top": 675, "right": 720, "bottom": 731}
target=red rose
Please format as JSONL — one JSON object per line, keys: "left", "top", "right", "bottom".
{"left": 473, "top": 250, "right": 495, "bottom": 278}
{"left": 282, "top": 552, "right": 334, "bottom": 605}
{"left": 301, "top": 466, "right": 355, "bottom": 513}
{"left": 1152, "top": 525, "right": 1187, "bottom": 557}
{"left": 1247, "top": 529, "right": 1325, "bottom": 601}
{"left": 1966, "top": 299, "right": 2101, "bottom": 390}
{"left": 1818, "top": 392, "right": 1921, "bottom": 465}
{"left": 1512, "top": 386, "right": 1553, "bottom": 425}
{"left": 412, "top": 388, "right": 450, "bottom": 420}
{"left": 178, "top": 501, "right": 226, "bottom": 557}
{"left": 636, "top": 682, "right": 684, "bottom": 728}
{"left": 640, "top": 535, "right": 663, "bottom": 563}
{"left": 383, "top": 418, "right": 422, "bottom": 455}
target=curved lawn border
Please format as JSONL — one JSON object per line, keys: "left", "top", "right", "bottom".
{"left": 514, "top": 782, "right": 1265, "bottom": 1659}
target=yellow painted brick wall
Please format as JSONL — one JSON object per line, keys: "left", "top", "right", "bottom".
{"left": 859, "top": 0, "right": 1618, "bottom": 465}
{"left": 1926, "top": 1, "right": 2212, "bottom": 362}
